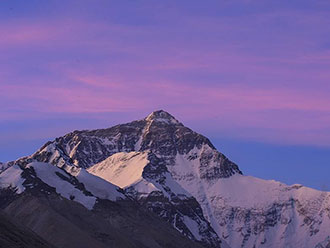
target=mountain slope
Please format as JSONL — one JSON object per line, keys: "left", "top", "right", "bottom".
{"left": 10, "top": 110, "right": 330, "bottom": 248}
{"left": 88, "top": 151, "right": 224, "bottom": 247}
{"left": 0, "top": 210, "right": 56, "bottom": 248}
{"left": 0, "top": 162, "right": 125, "bottom": 210}
{"left": 0, "top": 162, "right": 9, "bottom": 173}
{"left": 0, "top": 162, "right": 205, "bottom": 248}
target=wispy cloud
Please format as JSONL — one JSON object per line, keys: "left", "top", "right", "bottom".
{"left": 1, "top": 1, "right": 330, "bottom": 147}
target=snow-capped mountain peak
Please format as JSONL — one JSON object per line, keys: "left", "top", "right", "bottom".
{"left": 5, "top": 111, "right": 330, "bottom": 248}
{"left": 145, "top": 110, "right": 182, "bottom": 125}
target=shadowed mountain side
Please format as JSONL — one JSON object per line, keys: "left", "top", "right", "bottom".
{"left": 1, "top": 190, "right": 204, "bottom": 248}
{"left": 0, "top": 210, "right": 56, "bottom": 248}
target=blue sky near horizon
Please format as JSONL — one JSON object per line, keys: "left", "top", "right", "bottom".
{"left": 0, "top": 0, "right": 330, "bottom": 190}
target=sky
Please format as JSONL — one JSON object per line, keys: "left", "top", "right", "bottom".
{"left": 0, "top": 0, "right": 329, "bottom": 190}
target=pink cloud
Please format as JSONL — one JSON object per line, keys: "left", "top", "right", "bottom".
{"left": 0, "top": 22, "right": 66, "bottom": 45}
{"left": 0, "top": 83, "right": 146, "bottom": 114}
{"left": 2, "top": 76, "right": 329, "bottom": 135}
{"left": 1, "top": 9, "right": 329, "bottom": 147}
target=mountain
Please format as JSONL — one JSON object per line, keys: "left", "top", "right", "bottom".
{"left": 5, "top": 110, "right": 330, "bottom": 248}
{"left": 10, "top": 110, "right": 233, "bottom": 248}
{"left": 0, "top": 162, "right": 205, "bottom": 248}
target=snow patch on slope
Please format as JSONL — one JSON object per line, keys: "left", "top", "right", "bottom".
{"left": 88, "top": 151, "right": 191, "bottom": 198}
{"left": 207, "top": 173, "right": 326, "bottom": 209}
{"left": 88, "top": 151, "right": 163, "bottom": 197}
{"left": 134, "top": 133, "right": 143, "bottom": 151}
{"left": 71, "top": 168, "right": 125, "bottom": 201}
{"left": 129, "top": 178, "right": 160, "bottom": 196}
{"left": 183, "top": 215, "right": 202, "bottom": 241}
{"left": 0, "top": 162, "right": 10, "bottom": 173}
{"left": 0, "top": 162, "right": 125, "bottom": 210}
{"left": 145, "top": 110, "right": 180, "bottom": 125}
{"left": 28, "top": 162, "right": 96, "bottom": 209}
{"left": 88, "top": 151, "right": 149, "bottom": 188}
{"left": 0, "top": 165, "right": 25, "bottom": 193}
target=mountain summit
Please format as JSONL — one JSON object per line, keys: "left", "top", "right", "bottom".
{"left": 145, "top": 110, "right": 182, "bottom": 125}
{"left": 17, "top": 110, "right": 241, "bottom": 178}
{"left": 4, "top": 111, "right": 330, "bottom": 248}
{"left": 10, "top": 110, "right": 239, "bottom": 248}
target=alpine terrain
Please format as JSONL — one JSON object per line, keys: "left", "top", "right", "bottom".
{"left": 1, "top": 110, "right": 330, "bottom": 248}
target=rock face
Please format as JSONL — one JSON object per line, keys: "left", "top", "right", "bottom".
{"left": 8, "top": 110, "right": 330, "bottom": 248}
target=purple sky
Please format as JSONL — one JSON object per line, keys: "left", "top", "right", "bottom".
{"left": 1, "top": 0, "right": 330, "bottom": 190}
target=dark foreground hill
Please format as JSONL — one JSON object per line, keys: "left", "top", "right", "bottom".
{"left": 0, "top": 209, "right": 55, "bottom": 248}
